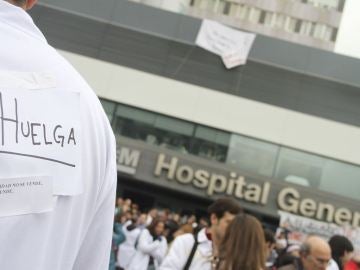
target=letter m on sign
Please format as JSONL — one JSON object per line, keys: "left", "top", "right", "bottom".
{"left": 117, "top": 147, "right": 141, "bottom": 175}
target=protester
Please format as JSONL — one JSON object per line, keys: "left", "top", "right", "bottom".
{"left": 216, "top": 214, "right": 266, "bottom": 270}
{"left": 115, "top": 198, "right": 125, "bottom": 215}
{"left": 159, "top": 197, "right": 242, "bottom": 270}
{"left": 278, "top": 236, "right": 332, "bottom": 270}
{"left": 264, "top": 229, "right": 277, "bottom": 269}
{"left": 0, "top": 1, "right": 117, "bottom": 269}
{"left": 146, "top": 208, "right": 159, "bottom": 226}
{"left": 127, "top": 218, "right": 168, "bottom": 270}
{"left": 328, "top": 235, "right": 354, "bottom": 270}
{"left": 116, "top": 216, "right": 143, "bottom": 270}
{"left": 111, "top": 196, "right": 360, "bottom": 270}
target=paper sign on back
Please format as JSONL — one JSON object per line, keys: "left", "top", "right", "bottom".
{"left": 0, "top": 176, "right": 54, "bottom": 217}
{"left": 0, "top": 88, "right": 82, "bottom": 196}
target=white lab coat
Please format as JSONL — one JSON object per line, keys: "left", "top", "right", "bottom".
{"left": 127, "top": 229, "right": 168, "bottom": 270}
{"left": 0, "top": 1, "right": 116, "bottom": 270}
{"left": 117, "top": 221, "right": 142, "bottom": 268}
{"left": 327, "top": 259, "right": 340, "bottom": 270}
{"left": 160, "top": 228, "right": 212, "bottom": 270}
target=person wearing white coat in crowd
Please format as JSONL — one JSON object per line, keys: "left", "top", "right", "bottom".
{"left": 127, "top": 218, "right": 168, "bottom": 270}
{"left": 117, "top": 218, "right": 143, "bottom": 269}
{"left": 160, "top": 198, "right": 242, "bottom": 270}
{"left": 0, "top": 1, "right": 117, "bottom": 269}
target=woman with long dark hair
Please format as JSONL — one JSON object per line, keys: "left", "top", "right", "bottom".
{"left": 217, "top": 214, "right": 266, "bottom": 270}
{"left": 329, "top": 235, "right": 354, "bottom": 270}
{"left": 128, "top": 218, "right": 168, "bottom": 270}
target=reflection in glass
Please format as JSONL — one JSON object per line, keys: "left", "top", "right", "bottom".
{"left": 275, "top": 148, "right": 325, "bottom": 188}
{"left": 320, "top": 160, "right": 360, "bottom": 200}
{"left": 226, "top": 134, "right": 278, "bottom": 177}
{"left": 154, "top": 115, "right": 194, "bottom": 154}
{"left": 191, "top": 126, "right": 230, "bottom": 162}
{"left": 113, "top": 104, "right": 156, "bottom": 141}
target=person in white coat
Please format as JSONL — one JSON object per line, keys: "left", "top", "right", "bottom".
{"left": 0, "top": 1, "right": 117, "bottom": 269}
{"left": 160, "top": 198, "right": 242, "bottom": 270}
{"left": 117, "top": 218, "right": 142, "bottom": 269}
{"left": 127, "top": 218, "right": 168, "bottom": 270}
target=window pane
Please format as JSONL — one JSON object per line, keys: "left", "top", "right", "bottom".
{"left": 226, "top": 134, "right": 278, "bottom": 177}
{"left": 215, "top": 130, "right": 230, "bottom": 146}
{"left": 320, "top": 160, "right": 360, "bottom": 200}
{"left": 248, "top": 7, "right": 261, "bottom": 23}
{"left": 229, "top": 3, "right": 240, "bottom": 17}
{"left": 154, "top": 115, "right": 194, "bottom": 136}
{"left": 115, "top": 104, "right": 156, "bottom": 125}
{"left": 153, "top": 116, "right": 194, "bottom": 154}
{"left": 307, "top": 0, "right": 340, "bottom": 10}
{"left": 112, "top": 105, "right": 156, "bottom": 141}
{"left": 191, "top": 126, "right": 230, "bottom": 162}
{"left": 195, "top": 126, "right": 216, "bottom": 142}
{"left": 195, "top": 126, "right": 230, "bottom": 145}
{"left": 274, "top": 148, "right": 326, "bottom": 187}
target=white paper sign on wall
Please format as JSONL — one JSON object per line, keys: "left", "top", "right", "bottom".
{"left": 195, "top": 19, "right": 256, "bottom": 69}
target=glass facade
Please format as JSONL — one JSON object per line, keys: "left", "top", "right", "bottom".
{"left": 101, "top": 98, "right": 360, "bottom": 201}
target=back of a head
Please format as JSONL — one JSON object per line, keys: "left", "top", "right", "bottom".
{"left": 300, "top": 236, "right": 332, "bottom": 270}
{"left": 264, "top": 228, "right": 276, "bottom": 245}
{"left": 329, "top": 235, "right": 354, "bottom": 268}
{"left": 180, "top": 224, "right": 194, "bottom": 234}
{"left": 219, "top": 214, "right": 266, "bottom": 270}
{"left": 329, "top": 235, "right": 354, "bottom": 257}
{"left": 207, "top": 197, "right": 243, "bottom": 219}
{"left": 302, "top": 235, "right": 331, "bottom": 254}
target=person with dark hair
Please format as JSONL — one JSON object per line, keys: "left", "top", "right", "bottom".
{"left": 328, "top": 235, "right": 354, "bottom": 270}
{"left": 117, "top": 215, "right": 143, "bottom": 270}
{"left": 127, "top": 218, "right": 168, "bottom": 270}
{"left": 0, "top": 1, "right": 117, "bottom": 269}
{"left": 164, "top": 219, "right": 180, "bottom": 244}
{"left": 216, "top": 214, "right": 266, "bottom": 270}
{"left": 160, "top": 197, "right": 242, "bottom": 270}
{"left": 278, "top": 236, "right": 332, "bottom": 270}
{"left": 264, "top": 228, "right": 277, "bottom": 269}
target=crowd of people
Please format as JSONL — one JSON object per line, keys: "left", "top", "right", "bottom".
{"left": 110, "top": 197, "right": 360, "bottom": 270}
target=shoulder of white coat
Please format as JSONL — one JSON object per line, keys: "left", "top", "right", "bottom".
{"left": 160, "top": 236, "right": 168, "bottom": 244}
{"left": 51, "top": 48, "right": 117, "bottom": 188}
{"left": 141, "top": 228, "right": 151, "bottom": 238}
{"left": 172, "top": 233, "right": 196, "bottom": 248}
{"left": 197, "top": 228, "right": 210, "bottom": 243}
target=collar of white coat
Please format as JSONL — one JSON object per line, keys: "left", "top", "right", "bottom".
{"left": 0, "top": 0, "right": 47, "bottom": 43}
{"left": 196, "top": 228, "right": 213, "bottom": 257}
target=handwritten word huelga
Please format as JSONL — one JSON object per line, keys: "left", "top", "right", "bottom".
{"left": 0, "top": 91, "right": 77, "bottom": 147}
